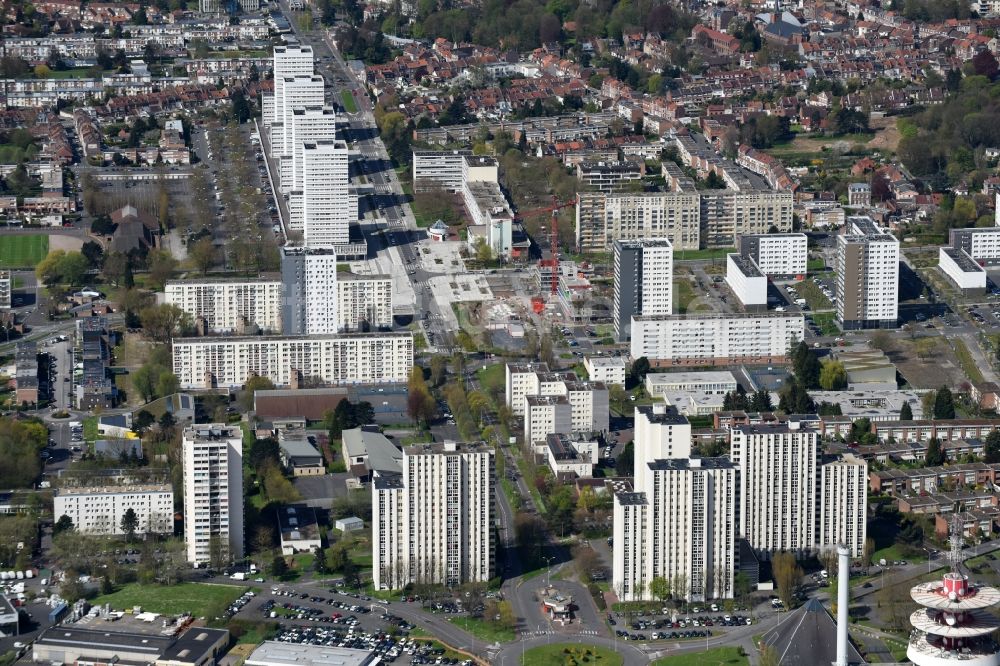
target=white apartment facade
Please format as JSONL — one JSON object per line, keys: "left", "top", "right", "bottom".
{"left": 642, "top": 458, "right": 737, "bottom": 601}
{"left": 725, "top": 254, "right": 768, "bottom": 308}
{"left": 950, "top": 227, "right": 1000, "bottom": 264}
{"left": 279, "top": 247, "right": 339, "bottom": 335}
{"left": 737, "top": 233, "right": 808, "bottom": 277}
{"left": 563, "top": 381, "right": 610, "bottom": 434}
{"left": 265, "top": 44, "right": 314, "bottom": 128}
{"left": 338, "top": 274, "right": 393, "bottom": 331}
{"left": 523, "top": 395, "right": 572, "bottom": 445}
{"left": 577, "top": 192, "right": 701, "bottom": 252}
{"left": 411, "top": 150, "right": 471, "bottom": 192}
{"left": 730, "top": 424, "right": 819, "bottom": 557}
{"left": 164, "top": 279, "right": 283, "bottom": 334}
{"left": 819, "top": 453, "right": 868, "bottom": 558}
{"left": 286, "top": 105, "right": 337, "bottom": 194}
{"left": 171, "top": 332, "right": 414, "bottom": 389}
{"left": 301, "top": 141, "right": 352, "bottom": 247}
{"left": 505, "top": 362, "right": 548, "bottom": 416}
{"left": 276, "top": 75, "right": 325, "bottom": 190}
{"left": 584, "top": 356, "right": 627, "bottom": 385}
{"left": 576, "top": 190, "right": 793, "bottom": 252}
{"left": 54, "top": 485, "right": 173, "bottom": 535}
{"left": 630, "top": 313, "right": 805, "bottom": 366}
{"left": 612, "top": 404, "right": 735, "bottom": 602}
{"left": 182, "top": 424, "right": 244, "bottom": 564}
{"left": 836, "top": 217, "right": 899, "bottom": 330}
{"left": 372, "top": 442, "right": 494, "bottom": 590}
{"left": 0, "top": 271, "right": 10, "bottom": 309}
{"left": 613, "top": 239, "right": 674, "bottom": 342}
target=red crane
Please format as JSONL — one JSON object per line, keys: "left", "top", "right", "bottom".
{"left": 514, "top": 196, "right": 577, "bottom": 295}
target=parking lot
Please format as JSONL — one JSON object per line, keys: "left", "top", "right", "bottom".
{"left": 233, "top": 584, "right": 489, "bottom": 663}
{"left": 609, "top": 609, "right": 755, "bottom": 643}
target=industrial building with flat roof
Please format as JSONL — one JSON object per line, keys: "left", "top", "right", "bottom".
{"left": 245, "top": 641, "right": 377, "bottom": 666}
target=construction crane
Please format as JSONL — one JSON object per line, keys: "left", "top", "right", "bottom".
{"left": 514, "top": 196, "right": 577, "bottom": 295}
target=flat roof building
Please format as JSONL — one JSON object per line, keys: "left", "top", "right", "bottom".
{"left": 278, "top": 504, "right": 321, "bottom": 555}
{"left": 836, "top": 216, "right": 899, "bottom": 330}
{"left": 939, "top": 246, "right": 987, "bottom": 294}
{"left": 245, "top": 641, "right": 377, "bottom": 666}
{"left": 725, "top": 253, "right": 767, "bottom": 308}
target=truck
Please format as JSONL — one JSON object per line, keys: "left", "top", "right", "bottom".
{"left": 230, "top": 572, "right": 247, "bottom": 581}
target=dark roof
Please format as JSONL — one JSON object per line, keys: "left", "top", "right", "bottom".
{"left": 110, "top": 218, "right": 155, "bottom": 253}
{"left": 159, "top": 627, "right": 229, "bottom": 664}
{"left": 760, "top": 598, "right": 866, "bottom": 665}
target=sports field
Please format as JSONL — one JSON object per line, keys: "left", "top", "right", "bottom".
{"left": 0, "top": 234, "right": 48, "bottom": 267}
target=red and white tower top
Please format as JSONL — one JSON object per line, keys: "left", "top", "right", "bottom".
{"left": 908, "top": 515, "right": 1000, "bottom": 666}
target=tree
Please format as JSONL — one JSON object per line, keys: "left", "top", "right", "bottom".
{"left": 900, "top": 401, "right": 913, "bottom": 421}
{"left": 131, "top": 364, "right": 160, "bottom": 403}
{"left": 270, "top": 554, "right": 289, "bottom": 579}
{"left": 772, "top": 551, "right": 802, "bottom": 610}
{"left": 313, "top": 546, "right": 328, "bottom": 574}
{"left": 407, "top": 367, "right": 436, "bottom": 424}
{"left": 158, "top": 411, "right": 176, "bottom": 434}
{"left": 146, "top": 250, "right": 177, "bottom": 290}
{"left": 986, "top": 430, "right": 1000, "bottom": 463}
{"left": 649, "top": 576, "right": 671, "bottom": 603}
{"left": 630, "top": 357, "right": 651, "bottom": 385}
{"left": 188, "top": 236, "right": 216, "bottom": 275}
{"left": 792, "top": 341, "right": 821, "bottom": 388}
{"left": 81, "top": 241, "right": 104, "bottom": 268}
{"left": 120, "top": 507, "right": 139, "bottom": 542}
{"left": 54, "top": 514, "right": 75, "bottom": 536}
{"left": 36, "top": 250, "right": 90, "bottom": 288}
{"left": 972, "top": 50, "right": 999, "bottom": 80}
{"left": 925, "top": 437, "right": 946, "bottom": 466}
{"left": 134, "top": 410, "right": 155, "bottom": 433}
{"left": 934, "top": 386, "right": 956, "bottom": 419}
{"left": 241, "top": 375, "right": 276, "bottom": 412}
{"left": 539, "top": 334, "right": 554, "bottom": 365}
{"left": 749, "top": 388, "right": 773, "bottom": 412}
{"left": 102, "top": 252, "right": 131, "bottom": 287}
{"left": 778, "top": 377, "right": 815, "bottom": 414}
{"left": 139, "top": 303, "right": 191, "bottom": 343}
{"left": 870, "top": 329, "right": 893, "bottom": 352}
{"left": 429, "top": 355, "right": 447, "bottom": 387}
{"left": 819, "top": 359, "right": 848, "bottom": 390}
{"left": 616, "top": 441, "right": 634, "bottom": 476}
{"left": 327, "top": 543, "right": 349, "bottom": 573}
{"left": 156, "top": 373, "right": 179, "bottom": 399}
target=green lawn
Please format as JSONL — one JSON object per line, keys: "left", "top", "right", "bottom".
{"left": 0, "top": 234, "right": 48, "bottom": 268}
{"left": 796, "top": 279, "right": 833, "bottom": 311}
{"left": 477, "top": 364, "right": 505, "bottom": 397}
{"left": 674, "top": 279, "right": 697, "bottom": 314}
{"left": 674, "top": 247, "right": 734, "bottom": 261}
{"left": 807, "top": 257, "right": 827, "bottom": 271}
{"left": 652, "top": 648, "right": 749, "bottom": 665}
{"left": 811, "top": 312, "right": 841, "bottom": 336}
{"left": 92, "top": 582, "right": 245, "bottom": 618}
{"left": 46, "top": 67, "right": 98, "bottom": 79}
{"left": 871, "top": 541, "right": 925, "bottom": 566}
{"left": 953, "top": 338, "right": 985, "bottom": 384}
{"left": 448, "top": 616, "right": 516, "bottom": 643}
{"left": 340, "top": 90, "right": 358, "bottom": 113}
{"left": 522, "top": 644, "right": 622, "bottom": 666}
{"left": 83, "top": 416, "right": 98, "bottom": 443}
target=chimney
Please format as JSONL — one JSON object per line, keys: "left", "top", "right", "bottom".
{"left": 289, "top": 369, "right": 302, "bottom": 390}
{"left": 203, "top": 371, "right": 214, "bottom": 390}
{"left": 836, "top": 545, "right": 850, "bottom": 666}
{"left": 195, "top": 315, "right": 207, "bottom": 337}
